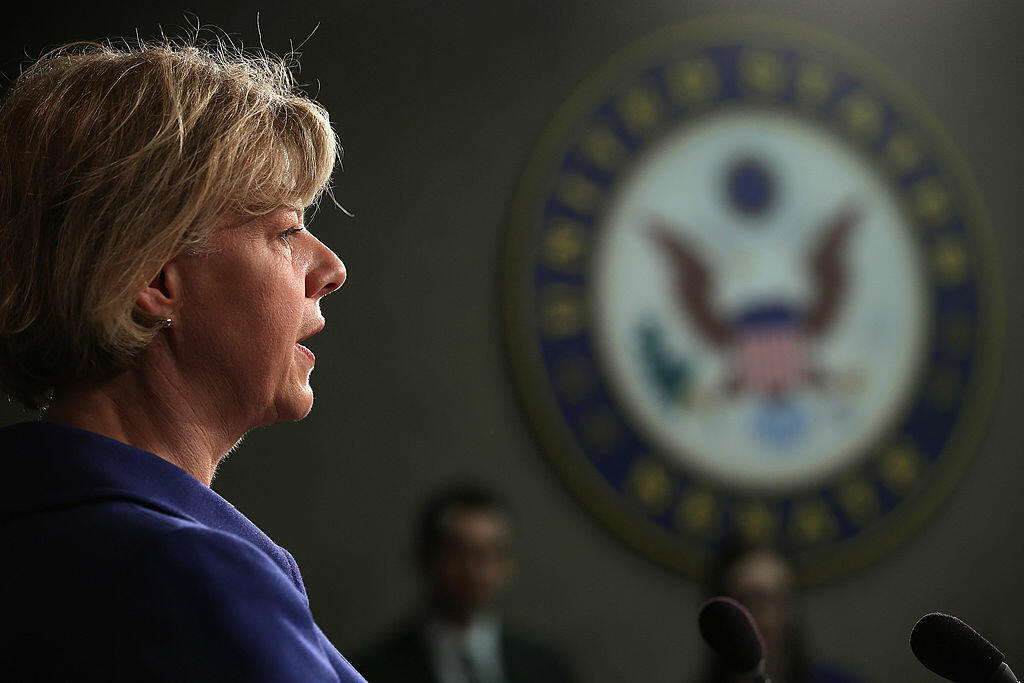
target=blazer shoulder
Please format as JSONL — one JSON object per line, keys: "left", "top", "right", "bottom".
{"left": 117, "top": 525, "right": 341, "bottom": 681}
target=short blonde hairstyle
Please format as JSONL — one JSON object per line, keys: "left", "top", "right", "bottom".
{"left": 0, "top": 37, "right": 340, "bottom": 408}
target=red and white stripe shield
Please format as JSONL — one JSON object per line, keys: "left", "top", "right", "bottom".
{"left": 734, "top": 326, "right": 807, "bottom": 395}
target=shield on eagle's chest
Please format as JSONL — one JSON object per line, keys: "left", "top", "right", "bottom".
{"left": 732, "top": 307, "right": 807, "bottom": 395}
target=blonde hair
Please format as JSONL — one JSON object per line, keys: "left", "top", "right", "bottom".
{"left": 0, "top": 36, "right": 340, "bottom": 409}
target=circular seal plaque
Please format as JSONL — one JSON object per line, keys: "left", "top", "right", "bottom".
{"left": 503, "top": 17, "right": 1001, "bottom": 581}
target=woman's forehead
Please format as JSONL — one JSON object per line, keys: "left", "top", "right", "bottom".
{"left": 267, "top": 207, "right": 304, "bottom": 225}
{"left": 223, "top": 207, "right": 304, "bottom": 232}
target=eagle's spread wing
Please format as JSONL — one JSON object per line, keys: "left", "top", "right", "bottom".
{"left": 805, "top": 205, "right": 859, "bottom": 336}
{"left": 649, "top": 220, "right": 732, "bottom": 348}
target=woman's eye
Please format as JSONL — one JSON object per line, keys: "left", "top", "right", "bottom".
{"left": 279, "top": 227, "right": 304, "bottom": 246}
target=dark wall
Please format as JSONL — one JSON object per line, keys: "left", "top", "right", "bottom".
{"left": 3, "top": 1, "right": 1022, "bottom": 681}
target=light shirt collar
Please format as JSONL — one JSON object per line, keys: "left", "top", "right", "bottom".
{"left": 423, "top": 612, "right": 504, "bottom": 683}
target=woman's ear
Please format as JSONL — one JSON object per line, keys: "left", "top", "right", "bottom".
{"left": 135, "top": 261, "right": 181, "bottom": 319}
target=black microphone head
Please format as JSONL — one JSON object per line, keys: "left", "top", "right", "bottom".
{"left": 698, "top": 596, "right": 765, "bottom": 673}
{"left": 910, "top": 612, "right": 1005, "bottom": 682}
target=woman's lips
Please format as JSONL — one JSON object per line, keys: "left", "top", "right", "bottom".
{"left": 295, "top": 343, "right": 315, "bottom": 364}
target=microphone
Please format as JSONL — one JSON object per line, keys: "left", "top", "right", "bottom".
{"left": 910, "top": 612, "right": 1019, "bottom": 682}
{"left": 698, "top": 596, "right": 770, "bottom": 683}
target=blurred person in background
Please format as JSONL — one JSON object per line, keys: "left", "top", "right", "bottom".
{"left": 356, "top": 485, "right": 576, "bottom": 683}
{"left": 698, "top": 544, "right": 859, "bottom": 683}
{"left": 0, "top": 36, "right": 364, "bottom": 681}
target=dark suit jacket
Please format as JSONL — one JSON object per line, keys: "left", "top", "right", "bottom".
{"left": 0, "top": 420, "right": 366, "bottom": 682}
{"left": 354, "top": 619, "right": 576, "bottom": 683}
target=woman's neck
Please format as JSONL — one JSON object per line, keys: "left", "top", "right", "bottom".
{"left": 44, "top": 359, "right": 246, "bottom": 486}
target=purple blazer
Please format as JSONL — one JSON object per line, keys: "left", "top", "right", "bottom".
{"left": 0, "top": 420, "right": 366, "bottom": 682}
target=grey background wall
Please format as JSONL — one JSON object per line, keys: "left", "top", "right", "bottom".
{"left": 3, "top": 1, "right": 1021, "bottom": 681}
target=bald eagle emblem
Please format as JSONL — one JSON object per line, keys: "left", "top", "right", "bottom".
{"left": 649, "top": 205, "right": 859, "bottom": 400}
{"left": 504, "top": 22, "right": 997, "bottom": 578}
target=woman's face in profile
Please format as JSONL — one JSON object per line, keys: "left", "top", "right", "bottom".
{"left": 168, "top": 207, "right": 345, "bottom": 428}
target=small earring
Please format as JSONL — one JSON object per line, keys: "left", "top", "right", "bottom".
{"left": 162, "top": 317, "right": 172, "bottom": 330}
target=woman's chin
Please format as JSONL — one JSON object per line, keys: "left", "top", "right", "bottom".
{"left": 285, "top": 389, "right": 315, "bottom": 422}
{"left": 259, "top": 386, "right": 315, "bottom": 425}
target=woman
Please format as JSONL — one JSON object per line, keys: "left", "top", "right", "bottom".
{"left": 698, "top": 545, "right": 859, "bottom": 683}
{"left": 0, "top": 37, "right": 365, "bottom": 681}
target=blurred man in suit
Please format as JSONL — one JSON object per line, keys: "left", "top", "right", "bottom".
{"left": 356, "top": 485, "right": 576, "bottom": 683}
